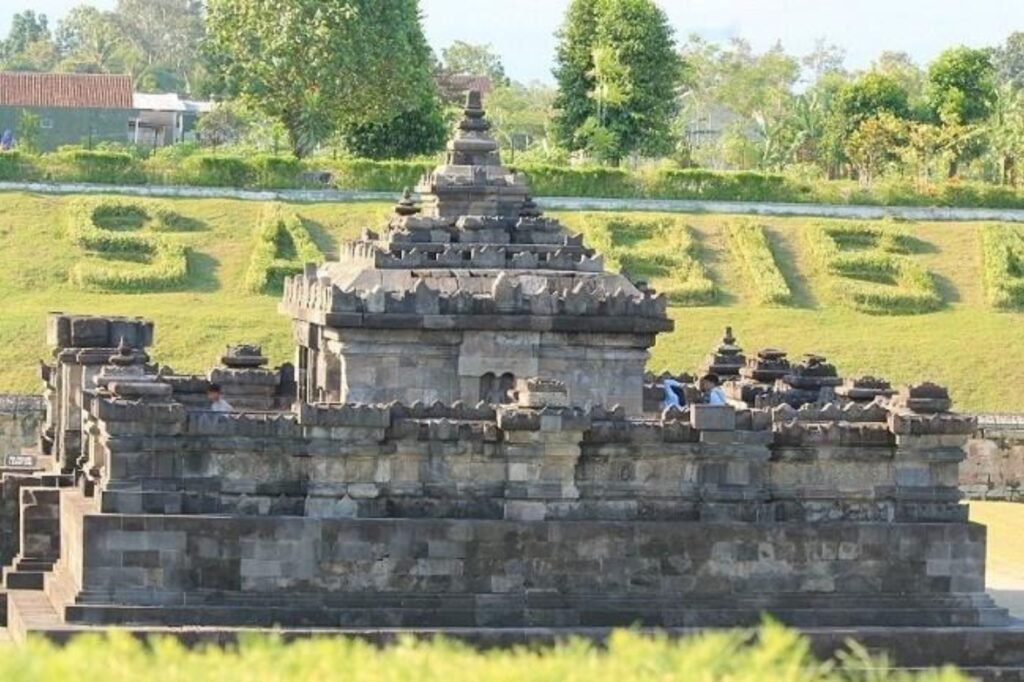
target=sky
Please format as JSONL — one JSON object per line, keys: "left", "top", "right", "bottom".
{"left": 3, "top": 0, "right": 1024, "bottom": 83}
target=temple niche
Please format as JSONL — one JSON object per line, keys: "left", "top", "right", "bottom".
{"left": 280, "top": 91, "right": 671, "bottom": 414}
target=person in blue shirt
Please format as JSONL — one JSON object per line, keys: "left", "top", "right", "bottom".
{"left": 700, "top": 373, "right": 728, "bottom": 406}
{"left": 0, "top": 130, "right": 13, "bottom": 151}
{"left": 660, "top": 378, "right": 685, "bottom": 410}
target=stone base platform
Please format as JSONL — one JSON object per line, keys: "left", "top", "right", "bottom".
{"left": 64, "top": 512, "right": 1005, "bottom": 627}
{"left": 57, "top": 590, "right": 1008, "bottom": 629}
{"left": 4, "top": 598, "right": 1024, "bottom": 682}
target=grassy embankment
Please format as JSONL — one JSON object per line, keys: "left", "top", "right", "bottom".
{"left": 0, "top": 191, "right": 1022, "bottom": 412}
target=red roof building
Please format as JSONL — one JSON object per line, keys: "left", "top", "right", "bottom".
{"left": 0, "top": 72, "right": 134, "bottom": 109}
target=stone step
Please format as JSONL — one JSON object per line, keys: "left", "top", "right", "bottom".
{"left": 70, "top": 589, "right": 1003, "bottom": 611}
{"left": 4, "top": 571, "right": 46, "bottom": 591}
{"left": 43, "top": 562, "right": 80, "bottom": 617}
{"left": 11, "top": 559, "right": 56, "bottom": 573}
{"left": 5, "top": 589, "right": 64, "bottom": 644}
{"left": 62, "top": 602, "right": 1010, "bottom": 629}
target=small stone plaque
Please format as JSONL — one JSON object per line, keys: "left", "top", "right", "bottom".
{"left": 4, "top": 454, "right": 37, "bottom": 469}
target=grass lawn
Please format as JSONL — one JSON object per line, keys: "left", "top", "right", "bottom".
{"left": 0, "top": 191, "right": 1022, "bottom": 412}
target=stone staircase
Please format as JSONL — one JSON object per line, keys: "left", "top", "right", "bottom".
{"left": 1, "top": 484, "right": 67, "bottom": 592}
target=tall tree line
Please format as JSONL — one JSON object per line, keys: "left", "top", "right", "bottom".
{"left": 1, "top": 3, "right": 204, "bottom": 94}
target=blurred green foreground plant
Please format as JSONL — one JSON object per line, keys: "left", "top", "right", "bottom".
{"left": 0, "top": 623, "right": 967, "bottom": 682}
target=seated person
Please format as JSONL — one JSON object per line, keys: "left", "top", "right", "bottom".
{"left": 207, "top": 383, "right": 233, "bottom": 412}
{"left": 699, "top": 373, "right": 728, "bottom": 406}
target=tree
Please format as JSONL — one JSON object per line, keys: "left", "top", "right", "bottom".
{"left": 897, "top": 121, "right": 944, "bottom": 189}
{"left": 3, "top": 39, "right": 59, "bottom": 72}
{"left": 802, "top": 38, "right": 846, "bottom": 84}
{"left": 988, "top": 85, "right": 1024, "bottom": 185}
{"left": 676, "top": 36, "right": 805, "bottom": 171}
{"left": 205, "top": 0, "right": 438, "bottom": 158}
{"left": 486, "top": 82, "right": 557, "bottom": 160}
{"left": 55, "top": 6, "right": 135, "bottom": 74}
{"left": 994, "top": 32, "right": 1024, "bottom": 90}
{"left": 926, "top": 46, "right": 997, "bottom": 125}
{"left": 339, "top": 99, "right": 447, "bottom": 159}
{"left": 824, "top": 71, "right": 910, "bottom": 175}
{"left": 552, "top": 0, "right": 601, "bottom": 152}
{"left": 197, "top": 103, "right": 248, "bottom": 150}
{"left": 873, "top": 51, "right": 926, "bottom": 111}
{"left": 833, "top": 71, "right": 910, "bottom": 129}
{"left": 553, "top": 0, "right": 683, "bottom": 163}
{"left": 115, "top": 0, "right": 204, "bottom": 91}
{"left": 926, "top": 46, "right": 996, "bottom": 176}
{"left": 1, "top": 10, "right": 50, "bottom": 63}
{"left": 845, "top": 112, "right": 905, "bottom": 188}
{"left": 440, "top": 41, "right": 508, "bottom": 85}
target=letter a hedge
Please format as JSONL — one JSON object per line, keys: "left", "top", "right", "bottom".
{"left": 244, "top": 203, "right": 323, "bottom": 294}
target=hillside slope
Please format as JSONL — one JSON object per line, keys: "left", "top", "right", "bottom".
{"left": 0, "top": 191, "right": 1021, "bottom": 412}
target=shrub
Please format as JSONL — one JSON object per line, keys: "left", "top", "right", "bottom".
{"left": 66, "top": 199, "right": 192, "bottom": 292}
{"left": 43, "top": 148, "right": 145, "bottom": 184}
{"left": 0, "top": 624, "right": 969, "bottom": 681}
{"left": 328, "top": 159, "right": 431, "bottom": 192}
{"left": 566, "top": 213, "right": 716, "bottom": 306}
{"left": 726, "top": 220, "right": 793, "bottom": 305}
{"left": 648, "top": 168, "right": 803, "bottom": 202}
{"left": 179, "top": 154, "right": 255, "bottom": 187}
{"left": 980, "top": 224, "right": 1024, "bottom": 308}
{"left": 0, "top": 150, "right": 41, "bottom": 181}
{"left": 515, "top": 163, "right": 640, "bottom": 198}
{"left": 244, "top": 203, "right": 323, "bottom": 293}
{"left": 250, "top": 155, "right": 302, "bottom": 187}
{"left": 806, "top": 222, "right": 942, "bottom": 315}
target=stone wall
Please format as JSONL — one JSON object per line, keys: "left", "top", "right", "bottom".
{"left": 962, "top": 415, "right": 1024, "bottom": 501}
{"left": 83, "top": 391, "right": 970, "bottom": 525}
{"left": 0, "top": 395, "right": 44, "bottom": 458}
{"left": 0, "top": 395, "right": 47, "bottom": 565}
{"left": 0, "top": 474, "right": 45, "bottom": 568}
{"left": 67, "top": 493, "right": 990, "bottom": 628}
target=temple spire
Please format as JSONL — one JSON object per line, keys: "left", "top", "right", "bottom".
{"left": 446, "top": 89, "right": 499, "bottom": 166}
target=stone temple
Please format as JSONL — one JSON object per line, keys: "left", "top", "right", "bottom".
{"left": 1, "top": 92, "right": 1023, "bottom": 672}
{"left": 281, "top": 90, "right": 668, "bottom": 413}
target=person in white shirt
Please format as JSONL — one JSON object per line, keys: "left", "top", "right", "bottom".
{"left": 699, "top": 374, "right": 728, "bottom": 406}
{"left": 207, "top": 383, "right": 233, "bottom": 412}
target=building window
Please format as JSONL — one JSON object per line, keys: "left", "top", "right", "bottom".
{"left": 40, "top": 118, "right": 54, "bottom": 130}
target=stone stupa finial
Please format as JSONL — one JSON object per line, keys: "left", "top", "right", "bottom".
{"left": 722, "top": 326, "right": 736, "bottom": 347}
{"left": 394, "top": 188, "right": 421, "bottom": 217}
{"left": 519, "top": 195, "right": 542, "bottom": 219}
{"left": 459, "top": 90, "right": 489, "bottom": 132}
{"left": 109, "top": 336, "right": 138, "bottom": 367}
{"left": 446, "top": 89, "right": 498, "bottom": 167}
